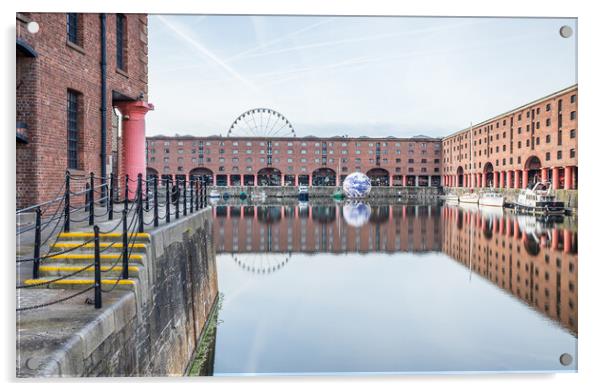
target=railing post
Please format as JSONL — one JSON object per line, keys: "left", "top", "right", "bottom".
{"left": 64, "top": 172, "right": 71, "bottom": 232}
{"left": 153, "top": 177, "right": 159, "bottom": 227}
{"left": 190, "top": 180, "right": 194, "bottom": 214}
{"left": 145, "top": 176, "right": 150, "bottom": 212}
{"left": 124, "top": 174, "right": 129, "bottom": 212}
{"left": 183, "top": 179, "right": 188, "bottom": 217}
{"left": 33, "top": 207, "right": 41, "bottom": 279}
{"left": 93, "top": 225, "right": 102, "bottom": 309}
{"left": 89, "top": 172, "right": 95, "bottom": 226}
{"left": 166, "top": 177, "right": 171, "bottom": 224}
{"left": 85, "top": 182, "right": 90, "bottom": 212}
{"left": 122, "top": 208, "right": 129, "bottom": 280}
{"left": 175, "top": 179, "right": 180, "bottom": 219}
{"left": 203, "top": 178, "right": 207, "bottom": 208}
{"left": 137, "top": 173, "right": 144, "bottom": 233}
{"left": 195, "top": 179, "right": 199, "bottom": 211}
{"left": 108, "top": 173, "right": 114, "bottom": 220}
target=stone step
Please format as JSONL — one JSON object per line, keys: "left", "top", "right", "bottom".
{"left": 44, "top": 253, "right": 145, "bottom": 265}
{"left": 21, "top": 278, "right": 136, "bottom": 290}
{"left": 38, "top": 264, "right": 140, "bottom": 278}
{"left": 58, "top": 232, "right": 151, "bottom": 243}
{"left": 50, "top": 242, "right": 148, "bottom": 254}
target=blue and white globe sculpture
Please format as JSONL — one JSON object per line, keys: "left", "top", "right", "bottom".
{"left": 342, "top": 172, "right": 372, "bottom": 198}
{"left": 343, "top": 202, "right": 372, "bottom": 227}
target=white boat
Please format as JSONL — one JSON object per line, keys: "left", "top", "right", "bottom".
{"left": 459, "top": 192, "right": 479, "bottom": 204}
{"left": 515, "top": 181, "right": 564, "bottom": 215}
{"left": 479, "top": 191, "right": 504, "bottom": 207}
{"left": 439, "top": 193, "right": 459, "bottom": 202}
{"left": 208, "top": 189, "right": 220, "bottom": 199}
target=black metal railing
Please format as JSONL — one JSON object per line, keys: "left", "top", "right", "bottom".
{"left": 16, "top": 171, "right": 209, "bottom": 312}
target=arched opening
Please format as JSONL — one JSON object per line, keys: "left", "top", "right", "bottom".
{"left": 456, "top": 166, "right": 464, "bottom": 187}
{"left": 524, "top": 156, "right": 542, "bottom": 186}
{"left": 257, "top": 167, "right": 281, "bottom": 186}
{"left": 311, "top": 167, "right": 336, "bottom": 186}
{"left": 366, "top": 168, "right": 390, "bottom": 186}
{"left": 146, "top": 167, "right": 159, "bottom": 182}
{"left": 189, "top": 167, "right": 214, "bottom": 185}
{"left": 483, "top": 162, "right": 494, "bottom": 187}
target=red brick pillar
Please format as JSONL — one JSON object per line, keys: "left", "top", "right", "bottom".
{"left": 552, "top": 167, "right": 560, "bottom": 190}
{"left": 493, "top": 171, "right": 499, "bottom": 188}
{"left": 522, "top": 169, "right": 529, "bottom": 189}
{"left": 506, "top": 171, "right": 512, "bottom": 189}
{"left": 403, "top": 175, "right": 407, "bottom": 187}
{"left": 565, "top": 166, "right": 574, "bottom": 190}
{"left": 499, "top": 171, "right": 505, "bottom": 188}
{"left": 115, "top": 100, "right": 154, "bottom": 199}
{"left": 514, "top": 170, "right": 521, "bottom": 189}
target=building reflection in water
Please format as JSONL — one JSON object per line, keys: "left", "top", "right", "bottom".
{"left": 213, "top": 203, "right": 442, "bottom": 255}
{"left": 441, "top": 204, "right": 577, "bottom": 335}
{"left": 213, "top": 201, "right": 577, "bottom": 336}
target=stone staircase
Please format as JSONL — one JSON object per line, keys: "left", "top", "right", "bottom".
{"left": 22, "top": 231, "right": 151, "bottom": 290}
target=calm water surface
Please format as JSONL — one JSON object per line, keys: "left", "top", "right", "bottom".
{"left": 204, "top": 200, "right": 577, "bottom": 375}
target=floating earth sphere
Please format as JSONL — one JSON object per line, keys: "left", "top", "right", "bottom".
{"left": 343, "top": 202, "right": 372, "bottom": 228}
{"left": 342, "top": 172, "right": 372, "bottom": 198}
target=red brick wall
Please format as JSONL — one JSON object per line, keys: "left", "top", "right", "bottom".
{"left": 146, "top": 136, "right": 442, "bottom": 184}
{"left": 442, "top": 86, "right": 578, "bottom": 185}
{"left": 16, "top": 13, "right": 148, "bottom": 209}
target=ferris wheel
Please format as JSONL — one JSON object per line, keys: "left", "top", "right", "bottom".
{"left": 231, "top": 253, "right": 291, "bottom": 275}
{"left": 227, "top": 108, "right": 296, "bottom": 138}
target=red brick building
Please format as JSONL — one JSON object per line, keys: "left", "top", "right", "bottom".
{"left": 442, "top": 85, "right": 578, "bottom": 190}
{"left": 16, "top": 13, "right": 151, "bottom": 209}
{"left": 145, "top": 135, "right": 443, "bottom": 187}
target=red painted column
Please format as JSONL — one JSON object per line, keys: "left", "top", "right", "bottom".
{"left": 514, "top": 170, "right": 521, "bottom": 189}
{"left": 522, "top": 169, "right": 529, "bottom": 189}
{"left": 499, "top": 171, "right": 505, "bottom": 188}
{"left": 552, "top": 167, "right": 560, "bottom": 190}
{"left": 115, "top": 100, "right": 154, "bottom": 199}
{"left": 565, "top": 166, "right": 574, "bottom": 190}
{"left": 514, "top": 220, "right": 520, "bottom": 239}
{"left": 506, "top": 171, "right": 512, "bottom": 189}
{"left": 541, "top": 168, "right": 548, "bottom": 183}
{"left": 493, "top": 171, "right": 499, "bottom": 188}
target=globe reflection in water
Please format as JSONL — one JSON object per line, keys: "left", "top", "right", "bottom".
{"left": 343, "top": 202, "right": 372, "bottom": 227}
{"left": 342, "top": 172, "right": 371, "bottom": 198}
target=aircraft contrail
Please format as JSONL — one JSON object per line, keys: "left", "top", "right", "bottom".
{"left": 156, "top": 15, "right": 258, "bottom": 91}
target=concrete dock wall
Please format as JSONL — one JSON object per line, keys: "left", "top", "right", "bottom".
{"left": 17, "top": 208, "right": 218, "bottom": 377}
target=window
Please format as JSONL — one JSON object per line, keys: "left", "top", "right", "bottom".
{"left": 570, "top": 129, "right": 576, "bottom": 138}
{"left": 571, "top": 94, "right": 576, "bottom": 103}
{"left": 546, "top": 152, "right": 551, "bottom": 161}
{"left": 558, "top": 130, "right": 562, "bottom": 145}
{"left": 557, "top": 150, "right": 562, "bottom": 160}
{"left": 570, "top": 111, "right": 576, "bottom": 120}
{"left": 67, "top": 13, "right": 79, "bottom": 45}
{"left": 67, "top": 90, "right": 81, "bottom": 169}
{"left": 570, "top": 149, "right": 575, "bottom": 158}
{"left": 116, "top": 14, "right": 126, "bottom": 70}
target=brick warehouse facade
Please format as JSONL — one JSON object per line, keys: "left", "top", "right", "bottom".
{"left": 145, "top": 135, "right": 443, "bottom": 188}
{"left": 16, "top": 13, "right": 151, "bottom": 209}
{"left": 442, "top": 85, "right": 578, "bottom": 191}
{"left": 145, "top": 85, "right": 577, "bottom": 191}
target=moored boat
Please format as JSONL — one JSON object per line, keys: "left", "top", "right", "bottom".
{"left": 459, "top": 192, "right": 479, "bottom": 204}
{"left": 439, "top": 193, "right": 459, "bottom": 202}
{"left": 514, "top": 181, "right": 565, "bottom": 215}
{"left": 479, "top": 191, "right": 504, "bottom": 207}
{"left": 209, "top": 189, "right": 220, "bottom": 199}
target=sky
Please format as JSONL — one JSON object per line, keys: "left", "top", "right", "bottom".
{"left": 147, "top": 15, "right": 576, "bottom": 138}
